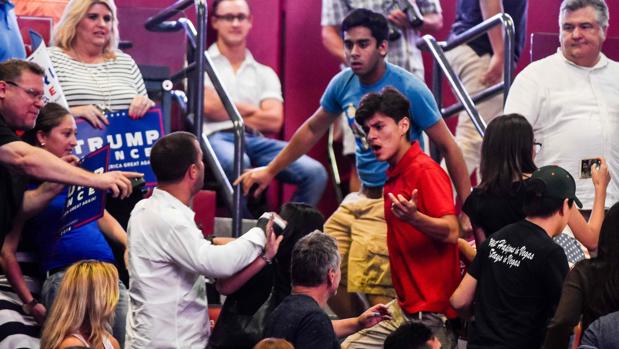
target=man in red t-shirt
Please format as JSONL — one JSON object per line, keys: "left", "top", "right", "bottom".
{"left": 342, "top": 87, "right": 460, "bottom": 349}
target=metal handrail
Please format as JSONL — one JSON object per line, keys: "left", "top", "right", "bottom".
{"left": 144, "top": 0, "right": 244, "bottom": 237}
{"left": 326, "top": 124, "right": 344, "bottom": 203}
{"left": 420, "top": 13, "right": 515, "bottom": 137}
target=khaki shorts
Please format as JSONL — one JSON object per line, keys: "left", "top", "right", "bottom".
{"left": 324, "top": 192, "right": 395, "bottom": 297}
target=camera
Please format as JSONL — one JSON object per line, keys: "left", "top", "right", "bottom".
{"left": 388, "top": 0, "right": 425, "bottom": 41}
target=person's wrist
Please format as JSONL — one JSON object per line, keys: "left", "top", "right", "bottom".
{"left": 265, "top": 165, "right": 278, "bottom": 178}
{"left": 22, "top": 298, "right": 38, "bottom": 315}
{"left": 260, "top": 251, "right": 273, "bottom": 264}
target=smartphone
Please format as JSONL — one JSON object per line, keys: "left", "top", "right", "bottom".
{"left": 580, "top": 158, "right": 601, "bottom": 179}
{"left": 131, "top": 176, "right": 146, "bottom": 190}
{"left": 258, "top": 212, "right": 288, "bottom": 236}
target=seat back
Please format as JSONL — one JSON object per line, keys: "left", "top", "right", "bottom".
{"left": 192, "top": 190, "right": 216, "bottom": 238}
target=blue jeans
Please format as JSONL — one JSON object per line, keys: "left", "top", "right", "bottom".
{"left": 42, "top": 269, "right": 129, "bottom": 348}
{"left": 208, "top": 131, "right": 327, "bottom": 213}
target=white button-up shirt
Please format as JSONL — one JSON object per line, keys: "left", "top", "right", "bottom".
{"left": 125, "top": 188, "right": 266, "bottom": 349}
{"left": 505, "top": 51, "right": 619, "bottom": 209}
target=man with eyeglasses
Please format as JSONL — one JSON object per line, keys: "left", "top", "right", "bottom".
{"left": 0, "top": 59, "right": 142, "bottom": 247}
{"left": 203, "top": 0, "right": 327, "bottom": 218}
{"left": 505, "top": 0, "right": 619, "bottom": 218}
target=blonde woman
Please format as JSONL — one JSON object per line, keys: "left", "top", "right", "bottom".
{"left": 41, "top": 260, "right": 120, "bottom": 349}
{"left": 50, "top": 0, "right": 154, "bottom": 128}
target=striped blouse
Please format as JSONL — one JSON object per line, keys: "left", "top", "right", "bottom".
{"left": 48, "top": 46, "right": 147, "bottom": 112}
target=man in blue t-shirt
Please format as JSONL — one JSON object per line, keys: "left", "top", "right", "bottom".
{"left": 446, "top": 0, "right": 528, "bottom": 180}
{"left": 237, "top": 8, "right": 469, "bottom": 318}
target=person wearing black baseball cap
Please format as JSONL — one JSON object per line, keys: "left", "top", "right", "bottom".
{"left": 450, "top": 165, "right": 577, "bottom": 348}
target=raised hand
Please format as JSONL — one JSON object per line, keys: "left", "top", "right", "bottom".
{"left": 388, "top": 189, "right": 419, "bottom": 224}
{"left": 234, "top": 166, "right": 275, "bottom": 198}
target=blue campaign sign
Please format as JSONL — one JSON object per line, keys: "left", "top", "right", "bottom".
{"left": 58, "top": 146, "right": 110, "bottom": 236}
{"left": 73, "top": 108, "right": 164, "bottom": 187}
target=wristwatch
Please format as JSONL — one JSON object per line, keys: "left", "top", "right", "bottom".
{"left": 22, "top": 298, "right": 38, "bottom": 315}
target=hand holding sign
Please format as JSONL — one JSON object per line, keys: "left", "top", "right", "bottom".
{"left": 70, "top": 105, "right": 109, "bottom": 129}
{"left": 129, "top": 95, "right": 156, "bottom": 119}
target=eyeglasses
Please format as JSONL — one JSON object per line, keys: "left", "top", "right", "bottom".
{"left": 214, "top": 13, "right": 249, "bottom": 22}
{"left": 534, "top": 142, "right": 543, "bottom": 154}
{"left": 5, "top": 81, "right": 47, "bottom": 103}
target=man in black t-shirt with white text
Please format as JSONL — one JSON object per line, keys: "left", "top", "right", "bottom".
{"left": 450, "top": 165, "right": 577, "bottom": 348}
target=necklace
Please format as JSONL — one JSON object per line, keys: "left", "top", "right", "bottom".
{"left": 72, "top": 49, "right": 113, "bottom": 113}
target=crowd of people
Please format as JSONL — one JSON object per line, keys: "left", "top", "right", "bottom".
{"left": 0, "top": 0, "right": 618, "bottom": 348}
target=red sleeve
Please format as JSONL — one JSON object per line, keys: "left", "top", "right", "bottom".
{"left": 417, "top": 166, "right": 456, "bottom": 218}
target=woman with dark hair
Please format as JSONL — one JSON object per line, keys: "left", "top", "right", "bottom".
{"left": 463, "top": 113, "right": 537, "bottom": 243}
{"left": 544, "top": 202, "right": 619, "bottom": 349}
{"left": 462, "top": 114, "right": 609, "bottom": 251}
{"left": 208, "top": 203, "right": 325, "bottom": 349}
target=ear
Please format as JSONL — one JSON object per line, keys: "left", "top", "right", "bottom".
{"left": 0, "top": 80, "right": 7, "bottom": 98}
{"left": 36, "top": 130, "right": 47, "bottom": 147}
{"left": 560, "top": 198, "right": 570, "bottom": 216}
{"left": 398, "top": 117, "right": 410, "bottom": 136}
{"left": 326, "top": 268, "right": 335, "bottom": 287}
{"left": 187, "top": 163, "right": 198, "bottom": 180}
{"left": 378, "top": 40, "right": 388, "bottom": 57}
{"left": 211, "top": 16, "right": 220, "bottom": 31}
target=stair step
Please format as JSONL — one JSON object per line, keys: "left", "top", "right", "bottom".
{"left": 213, "top": 217, "right": 259, "bottom": 237}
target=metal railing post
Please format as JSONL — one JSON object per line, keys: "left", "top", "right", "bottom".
{"left": 502, "top": 13, "right": 515, "bottom": 104}
{"left": 423, "top": 35, "right": 487, "bottom": 136}
{"left": 419, "top": 13, "right": 516, "bottom": 138}
{"left": 145, "top": 0, "right": 244, "bottom": 237}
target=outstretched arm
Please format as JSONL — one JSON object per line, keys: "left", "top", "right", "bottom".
{"left": 332, "top": 303, "right": 391, "bottom": 337}
{"left": 0, "top": 141, "right": 142, "bottom": 198}
{"left": 216, "top": 217, "right": 283, "bottom": 295}
{"left": 568, "top": 157, "right": 610, "bottom": 251}
{"left": 235, "top": 107, "right": 339, "bottom": 198}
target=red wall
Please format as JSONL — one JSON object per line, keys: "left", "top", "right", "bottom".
{"left": 114, "top": 0, "right": 619, "bottom": 216}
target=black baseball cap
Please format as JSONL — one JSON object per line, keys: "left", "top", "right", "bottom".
{"left": 530, "top": 165, "right": 583, "bottom": 208}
